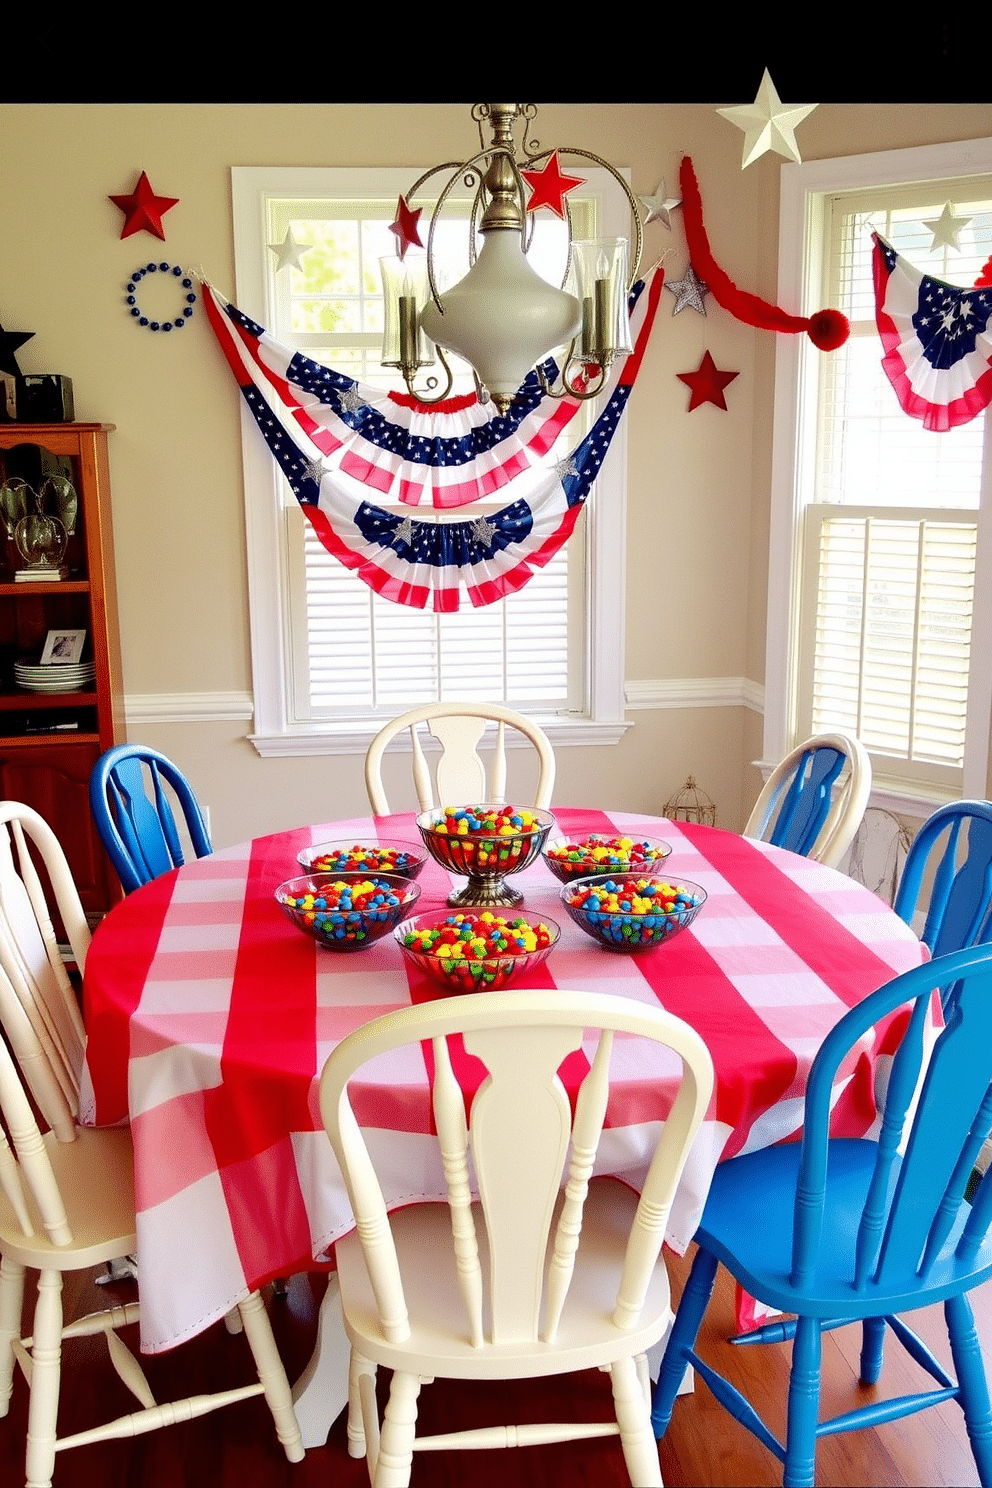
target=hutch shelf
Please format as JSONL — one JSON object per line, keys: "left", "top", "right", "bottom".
{"left": 0, "top": 423, "right": 123, "bottom": 920}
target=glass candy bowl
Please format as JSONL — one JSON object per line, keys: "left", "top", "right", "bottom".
{"left": 416, "top": 804, "right": 556, "bottom": 908}
{"left": 395, "top": 910, "right": 560, "bottom": 994}
{"left": 296, "top": 838, "right": 428, "bottom": 881}
{"left": 275, "top": 871, "right": 420, "bottom": 951}
{"left": 542, "top": 832, "right": 672, "bottom": 883}
{"left": 560, "top": 873, "right": 706, "bottom": 953}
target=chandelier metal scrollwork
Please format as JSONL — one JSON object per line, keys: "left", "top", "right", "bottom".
{"left": 380, "top": 103, "right": 644, "bottom": 415}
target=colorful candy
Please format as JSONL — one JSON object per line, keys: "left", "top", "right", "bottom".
{"left": 303, "top": 843, "right": 422, "bottom": 877}
{"left": 545, "top": 834, "right": 671, "bottom": 880}
{"left": 398, "top": 910, "right": 557, "bottom": 990}
{"left": 277, "top": 874, "right": 416, "bottom": 949}
{"left": 562, "top": 876, "right": 705, "bottom": 951}
{"left": 421, "top": 805, "right": 549, "bottom": 874}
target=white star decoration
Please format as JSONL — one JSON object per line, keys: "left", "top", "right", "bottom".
{"left": 394, "top": 516, "right": 415, "bottom": 544}
{"left": 470, "top": 514, "right": 496, "bottom": 544}
{"left": 268, "top": 227, "right": 311, "bottom": 273}
{"left": 717, "top": 68, "right": 817, "bottom": 169}
{"left": 638, "top": 180, "right": 681, "bottom": 230}
{"left": 665, "top": 265, "right": 709, "bottom": 316}
{"left": 303, "top": 457, "right": 324, "bottom": 485}
{"left": 553, "top": 453, "right": 580, "bottom": 482}
{"left": 922, "top": 203, "right": 973, "bottom": 253}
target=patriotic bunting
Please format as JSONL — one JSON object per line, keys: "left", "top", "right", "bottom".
{"left": 203, "top": 265, "right": 665, "bottom": 611}
{"left": 872, "top": 234, "right": 992, "bottom": 433}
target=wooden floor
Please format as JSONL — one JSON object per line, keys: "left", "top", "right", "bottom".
{"left": 0, "top": 1247, "right": 986, "bottom": 1488}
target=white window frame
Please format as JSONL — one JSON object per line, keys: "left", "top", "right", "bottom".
{"left": 231, "top": 166, "right": 630, "bottom": 757}
{"left": 766, "top": 136, "right": 992, "bottom": 814}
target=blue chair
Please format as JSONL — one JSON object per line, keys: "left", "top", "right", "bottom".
{"left": 89, "top": 744, "right": 212, "bottom": 894}
{"left": 651, "top": 942, "right": 992, "bottom": 1488}
{"left": 894, "top": 800, "right": 992, "bottom": 961}
{"left": 744, "top": 732, "right": 872, "bottom": 869}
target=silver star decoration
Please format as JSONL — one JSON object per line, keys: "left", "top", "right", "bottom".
{"left": 922, "top": 202, "right": 973, "bottom": 253}
{"left": 553, "top": 453, "right": 580, "bottom": 482}
{"left": 638, "top": 180, "right": 681, "bottom": 230}
{"left": 717, "top": 68, "right": 817, "bottom": 169}
{"left": 338, "top": 386, "right": 366, "bottom": 415}
{"left": 303, "top": 456, "right": 324, "bottom": 485}
{"left": 470, "top": 514, "right": 495, "bottom": 544}
{"left": 268, "top": 226, "right": 311, "bottom": 273}
{"left": 394, "top": 516, "right": 415, "bottom": 544}
{"left": 665, "top": 265, "right": 709, "bottom": 316}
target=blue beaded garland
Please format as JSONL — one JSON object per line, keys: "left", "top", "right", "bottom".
{"left": 124, "top": 263, "right": 196, "bottom": 332}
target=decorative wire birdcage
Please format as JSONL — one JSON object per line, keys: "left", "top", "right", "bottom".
{"left": 664, "top": 775, "right": 717, "bottom": 827}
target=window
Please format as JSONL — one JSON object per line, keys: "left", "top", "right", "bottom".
{"left": 231, "top": 167, "right": 630, "bottom": 756}
{"left": 767, "top": 138, "right": 992, "bottom": 810}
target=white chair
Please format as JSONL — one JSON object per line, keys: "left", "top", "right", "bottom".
{"left": 744, "top": 731, "right": 872, "bottom": 870}
{"left": 0, "top": 802, "right": 304, "bottom": 1486}
{"left": 319, "top": 988, "right": 714, "bottom": 1488}
{"left": 364, "top": 702, "right": 556, "bottom": 815}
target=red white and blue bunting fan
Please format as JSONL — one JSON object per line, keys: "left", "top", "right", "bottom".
{"left": 203, "top": 265, "right": 665, "bottom": 611}
{"left": 872, "top": 234, "right": 992, "bottom": 432}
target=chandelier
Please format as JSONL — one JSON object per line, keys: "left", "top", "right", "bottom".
{"left": 380, "top": 103, "right": 643, "bottom": 415}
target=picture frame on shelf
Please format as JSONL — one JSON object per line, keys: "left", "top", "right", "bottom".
{"left": 40, "top": 628, "right": 86, "bottom": 665}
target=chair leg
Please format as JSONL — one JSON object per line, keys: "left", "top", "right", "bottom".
{"left": 347, "top": 1348, "right": 378, "bottom": 1461}
{"left": 374, "top": 1370, "right": 421, "bottom": 1488}
{"left": 0, "top": 1255, "right": 25, "bottom": 1417}
{"left": 235, "top": 1290, "right": 304, "bottom": 1463}
{"left": 651, "top": 1245, "right": 718, "bottom": 1437}
{"left": 859, "top": 1315, "right": 887, "bottom": 1385}
{"left": 24, "top": 1270, "right": 62, "bottom": 1488}
{"left": 946, "top": 1292, "right": 992, "bottom": 1488}
{"left": 783, "top": 1314, "right": 821, "bottom": 1488}
{"left": 611, "top": 1353, "right": 662, "bottom": 1487}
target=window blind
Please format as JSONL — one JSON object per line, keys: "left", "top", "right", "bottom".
{"left": 805, "top": 510, "right": 977, "bottom": 774}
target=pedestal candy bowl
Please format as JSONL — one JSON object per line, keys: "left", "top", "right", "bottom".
{"left": 395, "top": 910, "right": 559, "bottom": 993}
{"left": 275, "top": 871, "right": 420, "bottom": 951}
{"left": 417, "top": 803, "right": 556, "bottom": 908}
{"left": 560, "top": 873, "right": 706, "bottom": 953}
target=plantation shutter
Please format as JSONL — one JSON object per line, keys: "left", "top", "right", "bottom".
{"left": 802, "top": 509, "right": 977, "bottom": 781}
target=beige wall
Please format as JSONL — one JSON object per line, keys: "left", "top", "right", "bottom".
{"left": 0, "top": 101, "right": 988, "bottom": 847}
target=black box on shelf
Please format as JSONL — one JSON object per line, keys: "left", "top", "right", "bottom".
{"left": 0, "top": 375, "right": 75, "bottom": 423}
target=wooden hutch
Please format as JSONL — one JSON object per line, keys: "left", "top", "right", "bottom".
{"left": 0, "top": 423, "right": 123, "bottom": 920}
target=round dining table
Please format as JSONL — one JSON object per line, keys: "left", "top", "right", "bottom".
{"left": 79, "top": 804, "right": 927, "bottom": 1443}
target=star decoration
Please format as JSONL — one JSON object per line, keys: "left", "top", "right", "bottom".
{"left": 666, "top": 265, "right": 709, "bottom": 316}
{"left": 553, "top": 453, "right": 580, "bottom": 482}
{"left": 389, "top": 196, "right": 424, "bottom": 259}
{"left": 716, "top": 69, "right": 817, "bottom": 169}
{"left": 269, "top": 227, "right": 312, "bottom": 273}
{"left": 0, "top": 321, "right": 34, "bottom": 376}
{"left": 677, "top": 351, "right": 739, "bottom": 411}
{"left": 108, "top": 170, "right": 180, "bottom": 240}
{"left": 302, "top": 456, "right": 325, "bottom": 485}
{"left": 639, "top": 180, "right": 681, "bottom": 230}
{"left": 394, "top": 516, "right": 416, "bottom": 545}
{"left": 520, "top": 151, "right": 585, "bottom": 220}
{"left": 470, "top": 514, "right": 496, "bottom": 544}
{"left": 922, "top": 202, "right": 973, "bottom": 253}
{"left": 338, "top": 386, "right": 366, "bottom": 415}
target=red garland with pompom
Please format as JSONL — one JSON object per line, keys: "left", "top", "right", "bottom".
{"left": 678, "top": 157, "right": 850, "bottom": 350}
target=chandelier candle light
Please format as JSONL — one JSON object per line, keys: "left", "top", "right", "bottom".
{"left": 380, "top": 102, "right": 642, "bottom": 413}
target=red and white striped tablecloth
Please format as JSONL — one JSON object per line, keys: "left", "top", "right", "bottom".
{"left": 79, "top": 807, "right": 926, "bottom": 1353}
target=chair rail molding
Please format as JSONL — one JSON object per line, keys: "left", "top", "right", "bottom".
{"left": 125, "top": 691, "right": 254, "bottom": 725}
{"left": 626, "top": 677, "right": 764, "bottom": 713}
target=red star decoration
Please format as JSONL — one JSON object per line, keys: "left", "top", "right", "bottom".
{"left": 109, "top": 171, "right": 180, "bottom": 241}
{"left": 677, "top": 350, "right": 739, "bottom": 411}
{"left": 520, "top": 151, "right": 585, "bottom": 220}
{"left": 389, "top": 196, "right": 424, "bottom": 259}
